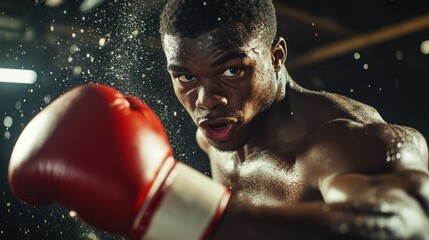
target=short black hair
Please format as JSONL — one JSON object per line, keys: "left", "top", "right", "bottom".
{"left": 159, "top": 0, "right": 277, "bottom": 47}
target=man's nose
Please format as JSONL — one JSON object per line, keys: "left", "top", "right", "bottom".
{"left": 195, "top": 85, "right": 227, "bottom": 110}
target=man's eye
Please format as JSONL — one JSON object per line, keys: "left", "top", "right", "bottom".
{"left": 222, "top": 68, "right": 241, "bottom": 77}
{"left": 178, "top": 74, "right": 196, "bottom": 83}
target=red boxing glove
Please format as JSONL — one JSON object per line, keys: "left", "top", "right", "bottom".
{"left": 8, "top": 84, "right": 230, "bottom": 240}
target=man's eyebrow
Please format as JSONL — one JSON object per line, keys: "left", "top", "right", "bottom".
{"left": 167, "top": 64, "right": 188, "bottom": 73}
{"left": 211, "top": 51, "right": 249, "bottom": 68}
{"left": 166, "top": 52, "right": 249, "bottom": 72}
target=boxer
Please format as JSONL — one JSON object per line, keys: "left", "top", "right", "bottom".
{"left": 8, "top": 0, "right": 429, "bottom": 239}
{"left": 161, "top": 0, "right": 429, "bottom": 238}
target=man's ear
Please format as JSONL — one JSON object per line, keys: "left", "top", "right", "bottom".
{"left": 271, "top": 37, "right": 287, "bottom": 72}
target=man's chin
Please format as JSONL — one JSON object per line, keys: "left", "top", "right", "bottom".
{"left": 208, "top": 138, "right": 245, "bottom": 152}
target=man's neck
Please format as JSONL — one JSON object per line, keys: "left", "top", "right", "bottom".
{"left": 235, "top": 99, "right": 294, "bottom": 164}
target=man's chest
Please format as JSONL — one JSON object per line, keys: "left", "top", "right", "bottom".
{"left": 210, "top": 151, "right": 322, "bottom": 206}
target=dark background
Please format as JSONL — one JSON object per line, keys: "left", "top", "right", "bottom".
{"left": 1, "top": 0, "right": 428, "bottom": 239}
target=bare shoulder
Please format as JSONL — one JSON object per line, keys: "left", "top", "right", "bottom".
{"left": 290, "top": 83, "right": 385, "bottom": 125}
{"left": 296, "top": 118, "right": 429, "bottom": 188}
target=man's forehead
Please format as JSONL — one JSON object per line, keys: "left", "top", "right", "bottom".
{"left": 163, "top": 24, "right": 263, "bottom": 51}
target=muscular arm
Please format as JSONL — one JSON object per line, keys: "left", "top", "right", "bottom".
{"left": 212, "top": 119, "right": 429, "bottom": 239}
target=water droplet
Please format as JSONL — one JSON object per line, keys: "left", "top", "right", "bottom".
{"left": 3, "top": 116, "right": 13, "bottom": 127}
{"left": 363, "top": 63, "right": 369, "bottom": 69}
{"left": 44, "top": 95, "right": 51, "bottom": 104}
{"left": 396, "top": 153, "right": 401, "bottom": 159}
{"left": 87, "top": 232, "right": 98, "bottom": 240}
{"left": 15, "top": 101, "right": 22, "bottom": 110}
{"left": 72, "top": 66, "right": 82, "bottom": 76}
{"left": 99, "top": 38, "right": 106, "bottom": 47}
{"left": 354, "top": 52, "right": 361, "bottom": 59}
{"left": 69, "top": 44, "right": 79, "bottom": 54}
{"left": 421, "top": 40, "right": 429, "bottom": 55}
{"left": 396, "top": 50, "right": 403, "bottom": 60}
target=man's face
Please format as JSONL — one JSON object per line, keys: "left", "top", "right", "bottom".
{"left": 163, "top": 26, "right": 280, "bottom": 151}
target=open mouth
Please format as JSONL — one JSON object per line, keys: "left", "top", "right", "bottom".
{"left": 208, "top": 123, "right": 229, "bottom": 130}
{"left": 201, "top": 121, "right": 236, "bottom": 142}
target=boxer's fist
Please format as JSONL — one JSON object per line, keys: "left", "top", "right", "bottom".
{"left": 8, "top": 84, "right": 230, "bottom": 239}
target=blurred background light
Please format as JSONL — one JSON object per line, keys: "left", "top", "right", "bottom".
{"left": 45, "top": 0, "right": 63, "bottom": 8}
{"left": 0, "top": 68, "right": 37, "bottom": 84}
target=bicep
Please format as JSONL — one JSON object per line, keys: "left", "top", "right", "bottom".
{"left": 297, "top": 119, "right": 429, "bottom": 211}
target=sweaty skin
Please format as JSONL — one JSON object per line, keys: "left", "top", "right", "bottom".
{"left": 163, "top": 25, "right": 429, "bottom": 239}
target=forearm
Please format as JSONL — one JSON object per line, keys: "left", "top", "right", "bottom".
{"left": 212, "top": 192, "right": 429, "bottom": 240}
{"left": 212, "top": 198, "right": 337, "bottom": 240}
